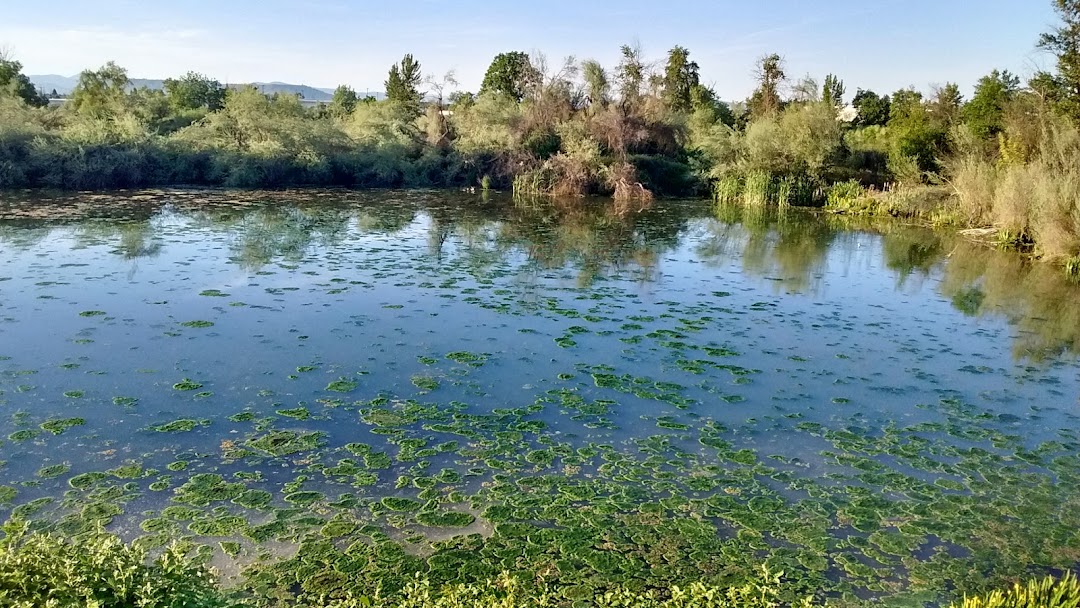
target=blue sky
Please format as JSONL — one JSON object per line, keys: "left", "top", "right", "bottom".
{"left": 0, "top": 0, "right": 1061, "bottom": 100}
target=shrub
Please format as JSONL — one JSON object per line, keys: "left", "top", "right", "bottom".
{"left": 826, "top": 180, "right": 867, "bottom": 211}
{"left": 950, "top": 572, "right": 1080, "bottom": 608}
{"left": 0, "top": 519, "right": 227, "bottom": 608}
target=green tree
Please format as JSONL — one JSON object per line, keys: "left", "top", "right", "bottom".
{"left": 581, "top": 59, "right": 610, "bottom": 110}
{"left": 385, "top": 54, "right": 423, "bottom": 118}
{"left": 930, "top": 82, "right": 963, "bottom": 125}
{"left": 822, "top": 74, "right": 845, "bottom": 109}
{"left": 962, "top": 70, "right": 1020, "bottom": 139}
{"left": 448, "top": 91, "right": 476, "bottom": 112}
{"left": 129, "top": 86, "right": 173, "bottom": 133}
{"left": 329, "top": 85, "right": 359, "bottom": 118}
{"left": 0, "top": 53, "right": 47, "bottom": 107}
{"left": 479, "top": 52, "right": 535, "bottom": 102}
{"left": 749, "top": 54, "right": 785, "bottom": 118}
{"left": 888, "top": 88, "right": 949, "bottom": 176}
{"left": 889, "top": 88, "right": 925, "bottom": 124}
{"left": 662, "top": 45, "right": 700, "bottom": 112}
{"left": 791, "top": 75, "right": 819, "bottom": 104}
{"left": 690, "top": 84, "right": 735, "bottom": 126}
{"left": 616, "top": 44, "right": 645, "bottom": 111}
{"left": 163, "top": 72, "right": 225, "bottom": 111}
{"left": 851, "top": 89, "right": 890, "bottom": 126}
{"left": 70, "top": 61, "right": 130, "bottom": 118}
{"left": 1038, "top": 0, "right": 1080, "bottom": 120}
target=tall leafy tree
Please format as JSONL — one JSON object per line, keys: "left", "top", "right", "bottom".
{"left": 385, "top": 54, "right": 423, "bottom": 118}
{"left": 962, "top": 70, "right": 1020, "bottom": 139}
{"left": 822, "top": 74, "right": 845, "bottom": 109}
{"left": 690, "top": 83, "right": 735, "bottom": 126}
{"left": 328, "top": 85, "right": 359, "bottom": 118}
{"left": 479, "top": 52, "right": 535, "bottom": 102}
{"left": 662, "top": 45, "right": 700, "bottom": 112}
{"left": 70, "top": 61, "right": 130, "bottom": 118}
{"left": 163, "top": 72, "right": 225, "bottom": 111}
{"left": 1038, "top": 0, "right": 1080, "bottom": 120}
{"left": 616, "top": 44, "right": 645, "bottom": 111}
{"left": 930, "top": 82, "right": 963, "bottom": 125}
{"left": 0, "top": 53, "right": 47, "bottom": 107}
{"left": 748, "top": 53, "right": 785, "bottom": 118}
{"left": 851, "top": 89, "right": 890, "bottom": 126}
{"left": 889, "top": 88, "right": 949, "bottom": 175}
{"left": 581, "top": 59, "right": 610, "bottom": 110}
{"left": 889, "top": 88, "right": 925, "bottom": 124}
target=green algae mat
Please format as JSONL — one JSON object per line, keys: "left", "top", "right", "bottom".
{"left": 0, "top": 189, "right": 1078, "bottom": 606}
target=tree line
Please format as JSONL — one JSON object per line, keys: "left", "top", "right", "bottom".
{"left": 1, "top": 1, "right": 1079, "bottom": 272}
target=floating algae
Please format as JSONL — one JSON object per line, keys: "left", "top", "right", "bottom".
{"left": 0, "top": 192, "right": 1078, "bottom": 606}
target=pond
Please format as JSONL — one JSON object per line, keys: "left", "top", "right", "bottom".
{"left": 0, "top": 189, "right": 1077, "bottom": 605}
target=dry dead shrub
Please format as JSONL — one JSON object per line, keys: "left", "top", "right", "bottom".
{"left": 607, "top": 161, "right": 653, "bottom": 202}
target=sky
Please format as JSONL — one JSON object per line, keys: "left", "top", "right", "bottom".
{"left": 0, "top": 0, "right": 1063, "bottom": 100}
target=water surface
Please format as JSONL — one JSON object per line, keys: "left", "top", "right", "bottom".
{"left": 0, "top": 189, "right": 1077, "bottom": 605}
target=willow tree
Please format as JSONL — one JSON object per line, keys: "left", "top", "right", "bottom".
{"left": 581, "top": 59, "right": 610, "bottom": 111}
{"left": 163, "top": 72, "right": 225, "bottom": 111}
{"left": 70, "top": 62, "right": 130, "bottom": 119}
{"left": 328, "top": 85, "right": 359, "bottom": 119}
{"left": 616, "top": 44, "right": 645, "bottom": 111}
{"left": 479, "top": 52, "right": 536, "bottom": 102}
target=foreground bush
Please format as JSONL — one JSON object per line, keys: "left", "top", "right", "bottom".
{"left": 0, "top": 519, "right": 227, "bottom": 608}
{"left": 947, "top": 117, "right": 1080, "bottom": 268}
{"left": 1, "top": 521, "right": 1077, "bottom": 608}
{"left": 320, "top": 570, "right": 814, "bottom": 608}
{"left": 951, "top": 573, "right": 1080, "bottom": 608}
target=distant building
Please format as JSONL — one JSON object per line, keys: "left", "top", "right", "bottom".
{"left": 838, "top": 105, "right": 859, "bottom": 123}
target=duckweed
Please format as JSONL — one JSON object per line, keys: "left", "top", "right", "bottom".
{"left": 40, "top": 418, "right": 85, "bottom": 435}
{"left": 381, "top": 497, "right": 422, "bottom": 512}
{"left": 326, "top": 378, "right": 358, "bottom": 393}
{"left": 36, "top": 464, "right": 71, "bottom": 479}
{"left": 149, "top": 419, "right": 208, "bottom": 433}
{"left": 172, "top": 379, "right": 203, "bottom": 391}
{"left": 2, "top": 192, "right": 1080, "bottom": 608}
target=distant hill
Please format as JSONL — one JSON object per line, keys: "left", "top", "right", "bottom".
{"left": 28, "top": 75, "right": 382, "bottom": 102}
{"left": 236, "top": 82, "right": 333, "bottom": 102}
{"left": 29, "top": 75, "right": 78, "bottom": 96}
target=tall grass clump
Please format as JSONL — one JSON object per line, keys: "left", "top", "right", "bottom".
{"left": 741, "top": 170, "right": 773, "bottom": 207}
{"left": 714, "top": 174, "right": 743, "bottom": 206}
{"left": 949, "top": 573, "right": 1080, "bottom": 608}
{"left": 948, "top": 117, "right": 1080, "bottom": 263}
{"left": 825, "top": 180, "right": 868, "bottom": 212}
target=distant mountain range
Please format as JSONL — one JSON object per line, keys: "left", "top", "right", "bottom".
{"left": 29, "top": 75, "right": 384, "bottom": 102}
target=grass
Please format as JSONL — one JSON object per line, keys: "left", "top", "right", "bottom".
{"left": 951, "top": 573, "right": 1080, "bottom": 608}
{"left": 946, "top": 118, "right": 1080, "bottom": 271}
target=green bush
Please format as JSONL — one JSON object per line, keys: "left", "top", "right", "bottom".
{"left": 316, "top": 567, "right": 815, "bottom": 608}
{"left": 950, "top": 573, "right": 1080, "bottom": 608}
{"left": 0, "top": 517, "right": 1075, "bottom": 608}
{"left": 825, "top": 180, "right": 868, "bottom": 211}
{"left": 0, "top": 519, "right": 227, "bottom": 608}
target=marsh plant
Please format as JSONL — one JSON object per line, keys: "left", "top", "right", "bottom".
{"left": 0, "top": 519, "right": 227, "bottom": 608}
{"left": 1, "top": 523, "right": 1077, "bottom": 608}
